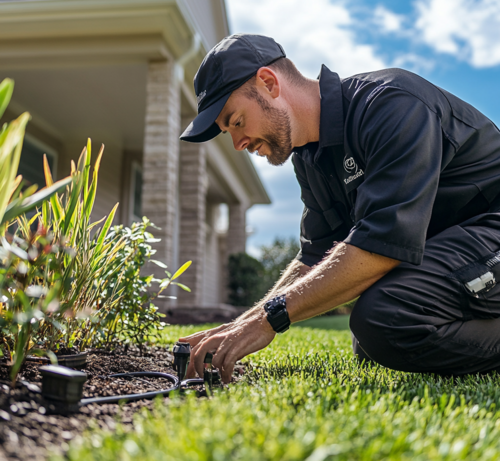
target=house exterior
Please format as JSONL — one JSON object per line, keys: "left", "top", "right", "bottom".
{"left": 0, "top": 0, "right": 270, "bottom": 318}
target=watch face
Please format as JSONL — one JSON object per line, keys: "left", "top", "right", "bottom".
{"left": 266, "top": 296, "right": 286, "bottom": 315}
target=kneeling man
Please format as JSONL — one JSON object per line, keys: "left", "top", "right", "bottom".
{"left": 179, "top": 34, "right": 500, "bottom": 383}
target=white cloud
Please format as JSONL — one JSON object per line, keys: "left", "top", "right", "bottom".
{"left": 391, "top": 52, "right": 436, "bottom": 73}
{"left": 374, "top": 5, "right": 405, "bottom": 33}
{"left": 415, "top": 0, "right": 500, "bottom": 67}
{"left": 226, "top": 0, "right": 387, "bottom": 78}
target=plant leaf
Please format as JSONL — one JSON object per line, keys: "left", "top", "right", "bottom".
{"left": 1, "top": 176, "right": 73, "bottom": 225}
{"left": 84, "top": 144, "right": 104, "bottom": 220}
{"left": 94, "top": 203, "right": 119, "bottom": 254}
{"left": 62, "top": 172, "right": 84, "bottom": 234}
{"left": 43, "top": 154, "right": 54, "bottom": 187}
{"left": 173, "top": 282, "right": 191, "bottom": 292}
{"left": 0, "top": 78, "right": 14, "bottom": 120}
{"left": 171, "top": 260, "right": 192, "bottom": 280}
{"left": 150, "top": 260, "right": 168, "bottom": 269}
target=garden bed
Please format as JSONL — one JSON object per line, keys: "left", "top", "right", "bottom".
{"left": 0, "top": 344, "right": 224, "bottom": 461}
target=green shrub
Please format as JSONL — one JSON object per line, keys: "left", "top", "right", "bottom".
{"left": 30, "top": 141, "right": 191, "bottom": 352}
{"left": 0, "top": 78, "right": 73, "bottom": 382}
{"left": 95, "top": 218, "right": 191, "bottom": 350}
{"left": 0, "top": 226, "right": 74, "bottom": 382}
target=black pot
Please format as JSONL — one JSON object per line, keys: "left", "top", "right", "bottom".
{"left": 26, "top": 351, "right": 88, "bottom": 368}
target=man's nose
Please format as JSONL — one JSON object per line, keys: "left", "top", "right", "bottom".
{"left": 232, "top": 133, "right": 250, "bottom": 151}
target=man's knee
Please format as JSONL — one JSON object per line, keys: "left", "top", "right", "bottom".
{"left": 349, "top": 289, "right": 384, "bottom": 349}
{"left": 349, "top": 283, "right": 409, "bottom": 370}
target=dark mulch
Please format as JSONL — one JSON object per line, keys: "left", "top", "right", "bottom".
{"left": 0, "top": 345, "right": 228, "bottom": 461}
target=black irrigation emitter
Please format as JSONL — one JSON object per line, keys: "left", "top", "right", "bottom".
{"left": 38, "top": 341, "right": 221, "bottom": 412}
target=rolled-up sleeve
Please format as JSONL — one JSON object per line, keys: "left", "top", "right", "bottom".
{"left": 293, "top": 155, "right": 348, "bottom": 267}
{"left": 344, "top": 88, "right": 442, "bottom": 265}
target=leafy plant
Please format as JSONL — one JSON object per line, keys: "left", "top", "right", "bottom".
{"left": 19, "top": 140, "right": 192, "bottom": 352}
{"left": 0, "top": 77, "right": 74, "bottom": 383}
{"left": 0, "top": 225, "right": 74, "bottom": 382}
{"left": 96, "top": 219, "right": 192, "bottom": 351}
{"left": 29, "top": 140, "right": 128, "bottom": 351}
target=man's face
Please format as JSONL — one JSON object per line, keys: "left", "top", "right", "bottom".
{"left": 215, "top": 84, "right": 293, "bottom": 166}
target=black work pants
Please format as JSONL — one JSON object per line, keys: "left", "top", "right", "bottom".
{"left": 350, "top": 211, "right": 500, "bottom": 375}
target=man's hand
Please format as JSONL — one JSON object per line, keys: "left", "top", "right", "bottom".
{"left": 179, "top": 309, "right": 276, "bottom": 383}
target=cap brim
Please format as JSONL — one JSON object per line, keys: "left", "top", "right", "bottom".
{"left": 180, "top": 93, "right": 231, "bottom": 143}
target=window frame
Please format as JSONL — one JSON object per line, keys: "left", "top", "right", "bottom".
{"left": 23, "top": 132, "right": 58, "bottom": 182}
{"left": 129, "top": 160, "right": 143, "bottom": 224}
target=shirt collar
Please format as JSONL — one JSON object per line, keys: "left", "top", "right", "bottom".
{"left": 318, "top": 64, "right": 344, "bottom": 148}
{"left": 293, "top": 65, "right": 344, "bottom": 164}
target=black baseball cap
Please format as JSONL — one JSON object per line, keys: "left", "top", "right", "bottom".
{"left": 180, "top": 34, "right": 286, "bottom": 143}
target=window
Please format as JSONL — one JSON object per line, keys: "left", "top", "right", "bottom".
{"left": 130, "top": 161, "right": 143, "bottom": 223}
{"left": 18, "top": 135, "right": 57, "bottom": 190}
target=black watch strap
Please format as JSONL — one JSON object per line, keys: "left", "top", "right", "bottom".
{"left": 264, "top": 295, "right": 290, "bottom": 333}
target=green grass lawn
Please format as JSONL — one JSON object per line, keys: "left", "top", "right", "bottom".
{"left": 294, "top": 314, "right": 350, "bottom": 330}
{"left": 58, "top": 320, "right": 500, "bottom": 460}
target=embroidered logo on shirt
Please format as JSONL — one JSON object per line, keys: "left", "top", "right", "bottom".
{"left": 344, "top": 156, "right": 357, "bottom": 173}
{"left": 344, "top": 169, "right": 364, "bottom": 184}
{"left": 343, "top": 155, "right": 364, "bottom": 185}
{"left": 197, "top": 90, "right": 207, "bottom": 106}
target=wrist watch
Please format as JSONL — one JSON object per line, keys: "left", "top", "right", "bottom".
{"left": 264, "top": 295, "right": 290, "bottom": 333}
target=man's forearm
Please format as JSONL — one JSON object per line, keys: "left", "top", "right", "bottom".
{"left": 286, "top": 243, "right": 400, "bottom": 323}
{"left": 238, "top": 259, "right": 311, "bottom": 321}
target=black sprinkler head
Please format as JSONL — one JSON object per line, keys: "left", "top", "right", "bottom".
{"left": 173, "top": 341, "right": 191, "bottom": 381}
{"left": 203, "top": 352, "right": 217, "bottom": 391}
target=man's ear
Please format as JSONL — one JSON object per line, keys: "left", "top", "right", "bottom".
{"left": 255, "top": 67, "right": 280, "bottom": 99}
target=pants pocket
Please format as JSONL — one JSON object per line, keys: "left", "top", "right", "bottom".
{"left": 447, "top": 250, "right": 500, "bottom": 319}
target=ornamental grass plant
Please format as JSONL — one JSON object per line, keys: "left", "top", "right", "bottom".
{"left": 0, "top": 78, "right": 74, "bottom": 382}
{"left": 0, "top": 77, "right": 192, "bottom": 383}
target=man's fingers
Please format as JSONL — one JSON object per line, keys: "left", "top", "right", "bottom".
{"left": 219, "top": 348, "right": 239, "bottom": 384}
{"left": 184, "top": 357, "right": 197, "bottom": 379}
{"left": 192, "top": 335, "right": 224, "bottom": 378}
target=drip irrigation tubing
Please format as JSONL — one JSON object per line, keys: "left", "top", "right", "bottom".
{"left": 79, "top": 372, "right": 205, "bottom": 406}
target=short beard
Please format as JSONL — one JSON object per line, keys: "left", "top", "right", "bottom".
{"left": 243, "top": 85, "right": 293, "bottom": 166}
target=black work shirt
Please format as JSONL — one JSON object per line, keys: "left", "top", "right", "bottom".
{"left": 294, "top": 65, "right": 500, "bottom": 266}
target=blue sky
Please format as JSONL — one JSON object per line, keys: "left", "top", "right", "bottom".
{"left": 223, "top": 0, "right": 500, "bottom": 256}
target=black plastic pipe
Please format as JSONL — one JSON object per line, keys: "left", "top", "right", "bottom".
{"left": 79, "top": 372, "right": 205, "bottom": 406}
